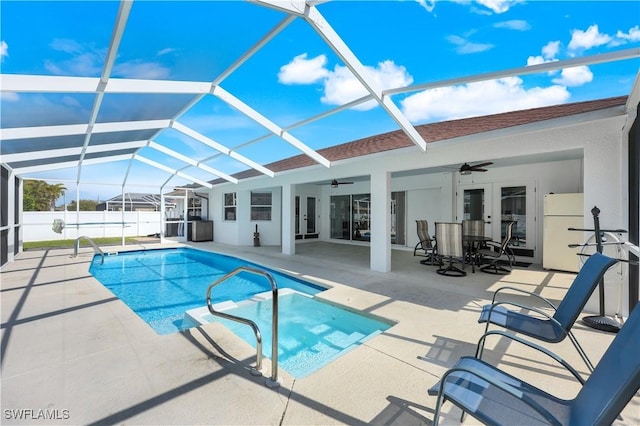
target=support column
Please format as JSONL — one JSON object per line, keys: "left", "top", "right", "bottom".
{"left": 370, "top": 171, "right": 391, "bottom": 272}
{"left": 282, "top": 183, "right": 295, "bottom": 255}
{"left": 7, "top": 168, "right": 16, "bottom": 263}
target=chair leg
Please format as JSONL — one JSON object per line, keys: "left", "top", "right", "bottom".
{"left": 568, "top": 331, "right": 595, "bottom": 372}
{"left": 437, "top": 258, "right": 467, "bottom": 277}
{"left": 480, "top": 259, "right": 511, "bottom": 275}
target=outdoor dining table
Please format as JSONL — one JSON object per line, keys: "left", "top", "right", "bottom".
{"left": 463, "top": 235, "right": 493, "bottom": 272}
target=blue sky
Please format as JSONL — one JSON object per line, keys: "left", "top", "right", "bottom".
{"left": 1, "top": 0, "right": 639, "bottom": 203}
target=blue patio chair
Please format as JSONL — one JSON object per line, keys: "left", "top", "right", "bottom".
{"left": 477, "top": 252, "right": 618, "bottom": 372}
{"left": 428, "top": 304, "right": 640, "bottom": 425}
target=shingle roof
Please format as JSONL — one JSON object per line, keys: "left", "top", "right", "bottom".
{"left": 214, "top": 95, "right": 628, "bottom": 184}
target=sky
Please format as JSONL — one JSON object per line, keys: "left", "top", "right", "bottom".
{"left": 1, "top": 0, "right": 639, "bottom": 204}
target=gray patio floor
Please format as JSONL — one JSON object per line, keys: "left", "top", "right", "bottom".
{"left": 1, "top": 241, "right": 638, "bottom": 425}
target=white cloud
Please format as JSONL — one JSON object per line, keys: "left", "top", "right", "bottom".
{"left": 527, "top": 55, "right": 545, "bottom": 66}
{"left": 415, "top": 0, "right": 435, "bottom": 13}
{"left": 568, "top": 25, "right": 612, "bottom": 52}
{"left": 322, "top": 60, "right": 413, "bottom": 110}
{"left": 541, "top": 41, "right": 560, "bottom": 60}
{"left": 493, "top": 19, "right": 530, "bottom": 31}
{"left": 157, "top": 47, "right": 177, "bottom": 56}
{"left": 44, "top": 38, "right": 171, "bottom": 78}
{"left": 278, "top": 53, "right": 329, "bottom": 84}
{"left": 526, "top": 41, "right": 560, "bottom": 74}
{"left": 551, "top": 66, "right": 593, "bottom": 87}
{"left": 616, "top": 25, "right": 640, "bottom": 42}
{"left": 278, "top": 55, "right": 413, "bottom": 111}
{"left": 400, "top": 77, "right": 570, "bottom": 123}
{"left": 447, "top": 35, "right": 494, "bottom": 54}
{"left": 475, "top": 0, "right": 517, "bottom": 14}
{"left": 0, "top": 40, "right": 8, "bottom": 61}
{"left": 50, "top": 38, "right": 84, "bottom": 54}
{"left": 0, "top": 92, "right": 19, "bottom": 102}
{"left": 112, "top": 61, "right": 171, "bottom": 79}
{"left": 45, "top": 53, "right": 103, "bottom": 76}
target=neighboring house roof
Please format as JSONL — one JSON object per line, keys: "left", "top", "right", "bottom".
{"left": 98, "top": 193, "right": 176, "bottom": 207}
{"left": 214, "top": 95, "right": 628, "bottom": 184}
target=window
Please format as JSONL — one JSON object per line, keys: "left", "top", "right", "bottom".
{"left": 251, "top": 192, "right": 272, "bottom": 221}
{"left": 223, "top": 192, "right": 236, "bottom": 221}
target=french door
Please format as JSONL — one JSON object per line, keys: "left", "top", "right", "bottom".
{"left": 295, "top": 195, "right": 318, "bottom": 239}
{"left": 457, "top": 180, "right": 536, "bottom": 256}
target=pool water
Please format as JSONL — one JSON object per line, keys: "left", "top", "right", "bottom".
{"left": 188, "top": 290, "right": 392, "bottom": 378}
{"left": 89, "top": 247, "right": 393, "bottom": 377}
{"left": 89, "top": 248, "right": 324, "bottom": 334}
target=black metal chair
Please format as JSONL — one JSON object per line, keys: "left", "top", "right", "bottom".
{"left": 434, "top": 222, "right": 466, "bottom": 277}
{"left": 478, "top": 221, "right": 516, "bottom": 274}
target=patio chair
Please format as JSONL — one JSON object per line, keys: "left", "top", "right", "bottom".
{"left": 435, "top": 222, "right": 466, "bottom": 277}
{"left": 478, "top": 221, "right": 516, "bottom": 274}
{"left": 428, "top": 303, "right": 640, "bottom": 426}
{"left": 477, "top": 252, "right": 618, "bottom": 372}
{"left": 462, "top": 219, "right": 486, "bottom": 269}
{"left": 414, "top": 220, "right": 438, "bottom": 265}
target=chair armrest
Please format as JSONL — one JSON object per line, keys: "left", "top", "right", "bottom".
{"left": 484, "top": 300, "right": 564, "bottom": 333}
{"left": 433, "top": 360, "right": 563, "bottom": 426}
{"left": 475, "top": 330, "right": 586, "bottom": 384}
{"left": 491, "top": 286, "right": 559, "bottom": 311}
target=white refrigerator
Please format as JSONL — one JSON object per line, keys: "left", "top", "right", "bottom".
{"left": 543, "top": 193, "right": 584, "bottom": 272}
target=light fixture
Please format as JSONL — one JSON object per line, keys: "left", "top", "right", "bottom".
{"left": 459, "top": 163, "right": 472, "bottom": 175}
{"left": 331, "top": 179, "right": 339, "bottom": 188}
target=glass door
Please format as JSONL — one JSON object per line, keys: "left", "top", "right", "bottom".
{"left": 457, "top": 184, "right": 493, "bottom": 236}
{"left": 352, "top": 194, "right": 371, "bottom": 241}
{"left": 496, "top": 184, "right": 533, "bottom": 252}
{"left": 457, "top": 180, "right": 536, "bottom": 257}
{"left": 296, "top": 195, "right": 318, "bottom": 239}
{"left": 330, "top": 195, "right": 351, "bottom": 240}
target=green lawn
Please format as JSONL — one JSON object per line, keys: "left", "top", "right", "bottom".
{"left": 23, "top": 236, "right": 143, "bottom": 250}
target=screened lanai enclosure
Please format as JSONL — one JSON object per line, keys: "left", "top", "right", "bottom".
{"left": 1, "top": 1, "right": 639, "bottom": 279}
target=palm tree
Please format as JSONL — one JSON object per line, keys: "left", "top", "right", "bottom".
{"left": 23, "top": 180, "right": 67, "bottom": 211}
{"left": 47, "top": 183, "right": 67, "bottom": 211}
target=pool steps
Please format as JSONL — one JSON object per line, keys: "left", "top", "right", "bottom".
{"left": 186, "top": 288, "right": 300, "bottom": 326}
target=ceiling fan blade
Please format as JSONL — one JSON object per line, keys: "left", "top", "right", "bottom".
{"left": 472, "top": 168, "right": 489, "bottom": 172}
{"left": 471, "top": 162, "right": 493, "bottom": 168}
{"left": 338, "top": 181, "right": 354, "bottom": 184}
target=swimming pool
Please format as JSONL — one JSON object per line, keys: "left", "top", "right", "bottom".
{"left": 187, "top": 289, "right": 392, "bottom": 378}
{"left": 89, "top": 247, "right": 325, "bottom": 334}
{"left": 89, "top": 247, "right": 393, "bottom": 377}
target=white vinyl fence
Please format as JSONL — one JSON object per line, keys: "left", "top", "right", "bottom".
{"left": 23, "top": 211, "right": 162, "bottom": 242}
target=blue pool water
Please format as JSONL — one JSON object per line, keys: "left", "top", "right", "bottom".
{"left": 89, "top": 247, "right": 393, "bottom": 377}
{"left": 89, "top": 247, "right": 325, "bottom": 335}
{"left": 195, "top": 291, "right": 392, "bottom": 378}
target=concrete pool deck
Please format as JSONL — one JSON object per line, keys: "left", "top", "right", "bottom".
{"left": 1, "top": 241, "right": 638, "bottom": 425}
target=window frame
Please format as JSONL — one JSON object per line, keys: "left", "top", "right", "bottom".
{"left": 223, "top": 192, "right": 236, "bottom": 221}
{"left": 250, "top": 191, "right": 272, "bottom": 221}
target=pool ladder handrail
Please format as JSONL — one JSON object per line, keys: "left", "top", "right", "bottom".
{"left": 73, "top": 235, "right": 105, "bottom": 264}
{"left": 205, "top": 266, "right": 279, "bottom": 388}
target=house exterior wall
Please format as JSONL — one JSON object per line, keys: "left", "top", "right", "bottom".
{"left": 206, "top": 109, "right": 626, "bottom": 270}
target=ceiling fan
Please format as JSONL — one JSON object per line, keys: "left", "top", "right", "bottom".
{"left": 458, "top": 161, "right": 493, "bottom": 175}
{"left": 317, "top": 179, "right": 354, "bottom": 188}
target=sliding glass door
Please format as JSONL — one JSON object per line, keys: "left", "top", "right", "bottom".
{"left": 330, "top": 192, "right": 405, "bottom": 244}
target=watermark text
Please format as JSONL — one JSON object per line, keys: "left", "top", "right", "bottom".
{"left": 4, "top": 408, "right": 70, "bottom": 421}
